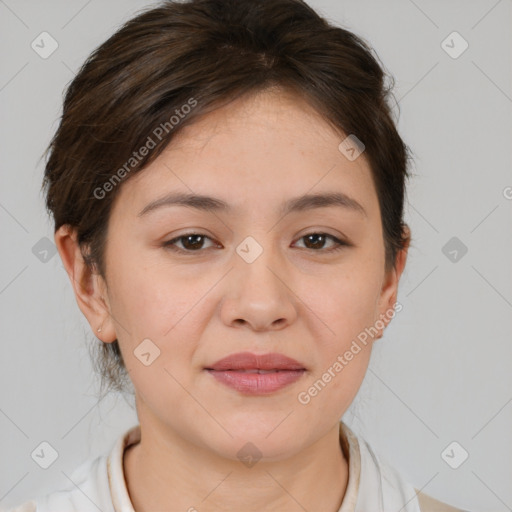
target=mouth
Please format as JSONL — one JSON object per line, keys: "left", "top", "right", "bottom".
{"left": 205, "top": 351, "right": 306, "bottom": 372}
{"left": 204, "top": 352, "right": 306, "bottom": 394}
{"left": 214, "top": 369, "right": 294, "bottom": 373}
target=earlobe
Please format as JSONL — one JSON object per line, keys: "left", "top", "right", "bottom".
{"left": 54, "top": 225, "right": 116, "bottom": 343}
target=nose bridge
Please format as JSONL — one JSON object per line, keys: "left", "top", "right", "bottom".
{"left": 235, "top": 233, "right": 286, "bottom": 297}
{"left": 220, "top": 233, "right": 297, "bottom": 330}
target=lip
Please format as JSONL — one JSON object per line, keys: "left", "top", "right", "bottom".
{"left": 204, "top": 352, "right": 306, "bottom": 395}
{"left": 206, "top": 352, "right": 306, "bottom": 371}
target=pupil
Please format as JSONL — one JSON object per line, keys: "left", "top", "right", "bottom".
{"left": 305, "top": 234, "right": 324, "bottom": 249}
{"left": 184, "top": 235, "right": 203, "bottom": 250}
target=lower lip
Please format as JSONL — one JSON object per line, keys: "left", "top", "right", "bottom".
{"left": 206, "top": 369, "right": 305, "bottom": 394}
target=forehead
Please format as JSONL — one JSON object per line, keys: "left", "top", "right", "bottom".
{"left": 168, "top": 87, "right": 352, "bottom": 158}
{"left": 113, "top": 88, "right": 379, "bottom": 219}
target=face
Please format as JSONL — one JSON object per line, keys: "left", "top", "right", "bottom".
{"left": 72, "top": 88, "right": 406, "bottom": 460}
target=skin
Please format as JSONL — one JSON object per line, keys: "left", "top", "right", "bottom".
{"left": 56, "top": 87, "right": 409, "bottom": 512}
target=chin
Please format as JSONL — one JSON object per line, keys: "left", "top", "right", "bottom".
{"left": 208, "top": 413, "right": 308, "bottom": 460}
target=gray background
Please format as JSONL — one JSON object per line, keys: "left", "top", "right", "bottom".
{"left": 0, "top": 0, "right": 511, "bottom": 510}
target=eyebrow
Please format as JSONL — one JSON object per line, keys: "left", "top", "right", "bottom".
{"left": 137, "top": 191, "right": 367, "bottom": 218}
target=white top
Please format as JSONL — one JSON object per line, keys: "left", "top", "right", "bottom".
{"left": 6, "top": 422, "right": 465, "bottom": 512}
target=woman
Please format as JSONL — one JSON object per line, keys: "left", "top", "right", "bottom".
{"left": 9, "top": 0, "right": 471, "bottom": 510}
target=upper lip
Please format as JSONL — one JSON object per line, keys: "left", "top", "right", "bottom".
{"left": 205, "top": 352, "right": 306, "bottom": 371}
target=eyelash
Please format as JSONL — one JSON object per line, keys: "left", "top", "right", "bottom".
{"left": 162, "top": 232, "right": 349, "bottom": 254}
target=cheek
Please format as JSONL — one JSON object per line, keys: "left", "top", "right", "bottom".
{"left": 294, "top": 272, "right": 378, "bottom": 416}
{"left": 292, "top": 259, "right": 382, "bottom": 409}
{"left": 107, "top": 250, "right": 207, "bottom": 339}
{"left": 105, "top": 248, "right": 216, "bottom": 376}
{"left": 302, "top": 261, "right": 382, "bottom": 352}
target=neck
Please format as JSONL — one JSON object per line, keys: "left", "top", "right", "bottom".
{"left": 123, "top": 420, "right": 349, "bottom": 512}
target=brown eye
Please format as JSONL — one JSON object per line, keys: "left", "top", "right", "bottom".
{"left": 180, "top": 234, "right": 206, "bottom": 250}
{"left": 162, "top": 232, "right": 348, "bottom": 255}
{"left": 294, "top": 233, "right": 348, "bottom": 252}
{"left": 163, "top": 233, "right": 217, "bottom": 252}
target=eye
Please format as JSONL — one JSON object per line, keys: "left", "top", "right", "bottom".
{"left": 293, "top": 232, "right": 348, "bottom": 252}
{"left": 162, "top": 233, "right": 219, "bottom": 253}
{"left": 162, "top": 231, "right": 349, "bottom": 254}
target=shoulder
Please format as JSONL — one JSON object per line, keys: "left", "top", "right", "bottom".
{"left": 5, "top": 455, "right": 111, "bottom": 512}
{"left": 416, "top": 489, "right": 469, "bottom": 512}
{"left": 5, "top": 426, "right": 139, "bottom": 512}
{"left": 340, "top": 422, "right": 422, "bottom": 511}
{"left": 340, "top": 422, "right": 471, "bottom": 512}
{"left": 3, "top": 500, "right": 37, "bottom": 512}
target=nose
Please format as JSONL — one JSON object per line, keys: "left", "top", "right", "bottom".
{"left": 219, "top": 241, "right": 298, "bottom": 332}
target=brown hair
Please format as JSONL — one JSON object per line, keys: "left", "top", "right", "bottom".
{"left": 41, "top": 0, "right": 412, "bottom": 396}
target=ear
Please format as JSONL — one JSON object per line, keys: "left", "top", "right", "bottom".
{"left": 54, "top": 224, "right": 117, "bottom": 343}
{"left": 375, "top": 224, "right": 411, "bottom": 339}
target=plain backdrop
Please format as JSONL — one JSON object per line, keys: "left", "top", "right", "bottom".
{"left": 0, "top": 0, "right": 511, "bottom": 510}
